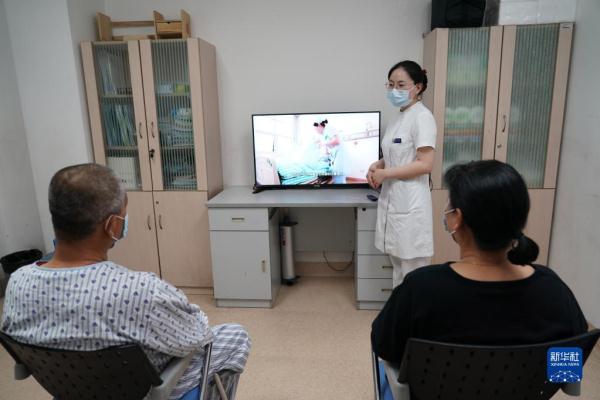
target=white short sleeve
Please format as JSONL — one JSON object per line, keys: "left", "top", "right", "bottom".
{"left": 415, "top": 110, "right": 437, "bottom": 150}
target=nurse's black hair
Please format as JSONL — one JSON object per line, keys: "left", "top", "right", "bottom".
{"left": 313, "top": 119, "right": 328, "bottom": 128}
{"left": 388, "top": 60, "right": 428, "bottom": 95}
{"left": 444, "top": 160, "right": 539, "bottom": 265}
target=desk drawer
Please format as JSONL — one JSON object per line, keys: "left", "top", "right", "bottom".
{"left": 357, "top": 255, "right": 393, "bottom": 279}
{"left": 209, "top": 208, "right": 268, "bottom": 231}
{"left": 357, "top": 207, "right": 377, "bottom": 231}
{"left": 356, "top": 278, "right": 393, "bottom": 302}
{"left": 356, "top": 231, "right": 384, "bottom": 255}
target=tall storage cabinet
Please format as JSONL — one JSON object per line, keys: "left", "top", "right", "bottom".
{"left": 81, "top": 38, "right": 223, "bottom": 288}
{"left": 423, "top": 23, "right": 573, "bottom": 265}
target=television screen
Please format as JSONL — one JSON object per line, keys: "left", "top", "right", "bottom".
{"left": 252, "top": 112, "right": 380, "bottom": 189}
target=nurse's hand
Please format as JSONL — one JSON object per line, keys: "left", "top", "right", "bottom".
{"left": 371, "top": 169, "right": 388, "bottom": 189}
{"left": 369, "top": 160, "right": 384, "bottom": 173}
{"left": 367, "top": 171, "right": 376, "bottom": 189}
{"left": 368, "top": 161, "right": 379, "bottom": 173}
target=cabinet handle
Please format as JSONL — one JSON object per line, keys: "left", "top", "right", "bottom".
{"left": 381, "top": 265, "right": 393, "bottom": 269}
{"left": 381, "top": 288, "right": 393, "bottom": 293}
{"left": 231, "top": 217, "right": 245, "bottom": 222}
{"left": 147, "top": 215, "right": 152, "bottom": 230}
{"left": 502, "top": 115, "right": 507, "bottom": 133}
{"left": 138, "top": 122, "right": 143, "bottom": 139}
{"left": 159, "top": 214, "right": 163, "bottom": 230}
{"left": 261, "top": 260, "right": 266, "bottom": 273}
{"left": 497, "top": 143, "right": 503, "bottom": 149}
{"left": 150, "top": 121, "right": 156, "bottom": 138}
{"left": 149, "top": 148, "right": 155, "bottom": 159}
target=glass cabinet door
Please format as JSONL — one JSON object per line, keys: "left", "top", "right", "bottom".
{"left": 150, "top": 40, "right": 197, "bottom": 191}
{"left": 505, "top": 24, "right": 559, "bottom": 188}
{"left": 442, "top": 28, "right": 490, "bottom": 176}
{"left": 93, "top": 43, "right": 143, "bottom": 190}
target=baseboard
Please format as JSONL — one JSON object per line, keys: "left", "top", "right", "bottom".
{"left": 180, "top": 287, "right": 214, "bottom": 295}
{"left": 295, "top": 261, "right": 355, "bottom": 278}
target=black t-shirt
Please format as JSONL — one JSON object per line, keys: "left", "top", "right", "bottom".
{"left": 371, "top": 263, "right": 588, "bottom": 364}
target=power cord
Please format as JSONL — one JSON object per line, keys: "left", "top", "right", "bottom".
{"left": 322, "top": 251, "right": 355, "bottom": 272}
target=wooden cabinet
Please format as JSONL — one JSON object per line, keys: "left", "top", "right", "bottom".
{"left": 424, "top": 23, "right": 573, "bottom": 265}
{"left": 107, "top": 191, "right": 160, "bottom": 275}
{"left": 81, "top": 38, "right": 222, "bottom": 287}
{"left": 154, "top": 192, "right": 212, "bottom": 287}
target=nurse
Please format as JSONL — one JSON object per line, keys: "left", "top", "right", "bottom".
{"left": 367, "top": 60, "right": 437, "bottom": 288}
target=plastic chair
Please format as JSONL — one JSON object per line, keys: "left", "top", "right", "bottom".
{"left": 373, "top": 329, "right": 600, "bottom": 400}
{"left": 0, "top": 331, "right": 216, "bottom": 400}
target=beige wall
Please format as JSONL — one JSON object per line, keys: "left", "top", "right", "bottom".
{"left": 0, "top": 0, "right": 44, "bottom": 258}
{"left": 550, "top": 0, "right": 600, "bottom": 327}
{"left": 104, "top": 0, "right": 431, "bottom": 260}
{"left": 3, "top": 0, "right": 102, "bottom": 250}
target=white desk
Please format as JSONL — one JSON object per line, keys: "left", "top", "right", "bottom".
{"left": 207, "top": 187, "right": 393, "bottom": 309}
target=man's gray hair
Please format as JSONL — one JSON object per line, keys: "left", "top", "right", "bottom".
{"left": 49, "top": 163, "right": 125, "bottom": 241}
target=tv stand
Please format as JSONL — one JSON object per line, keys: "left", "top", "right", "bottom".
{"left": 252, "top": 185, "right": 263, "bottom": 194}
{"left": 207, "top": 186, "right": 392, "bottom": 310}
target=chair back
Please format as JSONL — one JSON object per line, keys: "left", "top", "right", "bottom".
{"left": 398, "top": 329, "right": 600, "bottom": 400}
{"left": 0, "top": 332, "right": 162, "bottom": 400}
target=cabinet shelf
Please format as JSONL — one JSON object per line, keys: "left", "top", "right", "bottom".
{"left": 101, "top": 94, "right": 133, "bottom": 100}
{"left": 161, "top": 144, "right": 195, "bottom": 151}
{"left": 106, "top": 145, "right": 138, "bottom": 151}
{"left": 156, "top": 93, "right": 190, "bottom": 97}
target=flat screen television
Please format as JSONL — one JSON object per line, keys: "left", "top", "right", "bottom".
{"left": 252, "top": 111, "right": 381, "bottom": 190}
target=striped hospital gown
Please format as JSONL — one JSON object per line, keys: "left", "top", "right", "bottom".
{"left": 1, "top": 262, "right": 251, "bottom": 399}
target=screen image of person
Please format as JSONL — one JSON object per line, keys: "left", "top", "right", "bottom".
{"left": 371, "top": 160, "right": 588, "bottom": 366}
{"left": 0, "top": 164, "right": 251, "bottom": 399}
{"left": 253, "top": 112, "right": 379, "bottom": 186}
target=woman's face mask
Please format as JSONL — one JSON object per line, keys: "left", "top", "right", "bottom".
{"left": 443, "top": 208, "right": 456, "bottom": 235}
{"left": 386, "top": 86, "right": 414, "bottom": 108}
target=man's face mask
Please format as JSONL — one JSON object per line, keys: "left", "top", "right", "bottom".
{"left": 106, "top": 214, "right": 128, "bottom": 242}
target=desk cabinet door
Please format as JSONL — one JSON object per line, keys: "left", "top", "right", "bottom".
{"left": 108, "top": 192, "right": 160, "bottom": 275}
{"left": 211, "top": 231, "right": 271, "bottom": 300}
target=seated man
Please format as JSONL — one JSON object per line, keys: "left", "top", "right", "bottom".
{"left": 1, "top": 163, "right": 251, "bottom": 399}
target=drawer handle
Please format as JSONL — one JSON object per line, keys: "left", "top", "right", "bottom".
{"left": 381, "top": 265, "right": 393, "bottom": 269}
{"left": 231, "top": 217, "right": 245, "bottom": 222}
{"left": 159, "top": 214, "right": 163, "bottom": 230}
{"left": 261, "top": 260, "right": 266, "bottom": 273}
{"left": 381, "top": 288, "right": 393, "bottom": 293}
{"left": 147, "top": 215, "right": 152, "bottom": 230}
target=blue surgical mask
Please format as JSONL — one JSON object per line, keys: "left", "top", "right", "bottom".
{"left": 386, "top": 87, "right": 413, "bottom": 107}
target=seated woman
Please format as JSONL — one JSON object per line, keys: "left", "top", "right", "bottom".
{"left": 1, "top": 164, "right": 251, "bottom": 399}
{"left": 372, "top": 160, "right": 588, "bottom": 364}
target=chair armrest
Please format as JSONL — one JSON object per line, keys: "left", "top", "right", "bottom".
{"left": 145, "top": 352, "right": 195, "bottom": 400}
{"left": 382, "top": 360, "right": 411, "bottom": 400}
{"left": 561, "top": 382, "right": 581, "bottom": 396}
{"left": 14, "top": 363, "right": 31, "bottom": 380}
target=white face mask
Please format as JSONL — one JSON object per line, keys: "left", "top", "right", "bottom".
{"left": 106, "top": 214, "right": 128, "bottom": 241}
{"left": 442, "top": 208, "right": 456, "bottom": 235}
